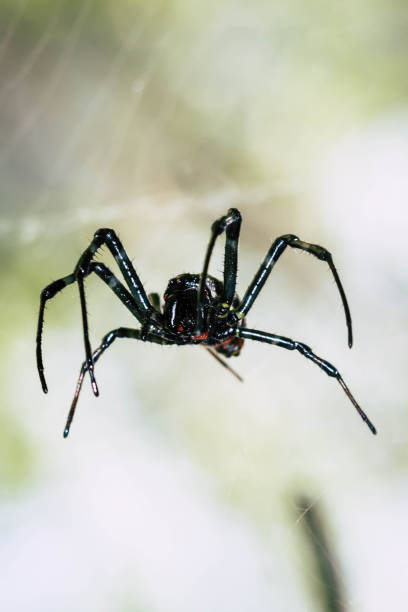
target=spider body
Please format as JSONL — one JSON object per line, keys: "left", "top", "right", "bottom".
{"left": 36, "top": 209, "right": 377, "bottom": 437}
{"left": 162, "top": 273, "right": 244, "bottom": 351}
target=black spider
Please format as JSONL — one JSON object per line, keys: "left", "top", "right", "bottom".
{"left": 36, "top": 208, "right": 376, "bottom": 437}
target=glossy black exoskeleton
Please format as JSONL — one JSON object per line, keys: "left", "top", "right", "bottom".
{"left": 162, "top": 273, "right": 244, "bottom": 356}
{"left": 36, "top": 209, "right": 376, "bottom": 437}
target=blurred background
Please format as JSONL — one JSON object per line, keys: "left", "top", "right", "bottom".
{"left": 1, "top": 1, "right": 407, "bottom": 610}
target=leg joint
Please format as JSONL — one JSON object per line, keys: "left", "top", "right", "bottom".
{"left": 294, "top": 341, "right": 312, "bottom": 354}
{"left": 212, "top": 208, "right": 242, "bottom": 236}
{"left": 94, "top": 228, "right": 115, "bottom": 241}
{"left": 280, "top": 234, "right": 299, "bottom": 243}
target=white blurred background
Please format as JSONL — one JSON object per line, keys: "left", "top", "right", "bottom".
{"left": 0, "top": 1, "right": 407, "bottom": 610}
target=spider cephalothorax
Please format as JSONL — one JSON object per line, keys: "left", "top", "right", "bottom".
{"left": 36, "top": 209, "right": 376, "bottom": 437}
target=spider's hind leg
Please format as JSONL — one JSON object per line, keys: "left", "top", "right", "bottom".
{"left": 206, "top": 347, "right": 243, "bottom": 382}
{"left": 63, "top": 327, "right": 133, "bottom": 438}
{"left": 64, "top": 326, "right": 174, "bottom": 438}
{"left": 238, "top": 327, "right": 376, "bottom": 435}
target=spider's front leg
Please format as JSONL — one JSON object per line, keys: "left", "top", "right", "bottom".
{"left": 197, "top": 208, "right": 242, "bottom": 332}
{"left": 36, "top": 230, "right": 155, "bottom": 394}
{"left": 238, "top": 327, "right": 376, "bottom": 434}
{"left": 73, "top": 229, "right": 155, "bottom": 394}
{"left": 237, "top": 235, "right": 353, "bottom": 348}
{"left": 37, "top": 273, "right": 76, "bottom": 393}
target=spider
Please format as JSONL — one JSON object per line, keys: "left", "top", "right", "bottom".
{"left": 36, "top": 208, "right": 376, "bottom": 437}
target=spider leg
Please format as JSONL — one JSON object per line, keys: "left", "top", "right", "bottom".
{"left": 238, "top": 327, "right": 376, "bottom": 435}
{"left": 77, "top": 274, "right": 99, "bottom": 395}
{"left": 205, "top": 347, "right": 243, "bottom": 382}
{"left": 74, "top": 229, "right": 155, "bottom": 393}
{"left": 64, "top": 326, "right": 175, "bottom": 438}
{"left": 36, "top": 261, "right": 150, "bottom": 394}
{"left": 37, "top": 274, "right": 76, "bottom": 393}
{"left": 237, "top": 235, "right": 353, "bottom": 348}
{"left": 196, "top": 208, "right": 242, "bottom": 332}
{"left": 75, "top": 229, "right": 153, "bottom": 312}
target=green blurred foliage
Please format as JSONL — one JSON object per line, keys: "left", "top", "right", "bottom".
{"left": 0, "top": 411, "right": 33, "bottom": 491}
{"left": 1, "top": 0, "right": 408, "bottom": 220}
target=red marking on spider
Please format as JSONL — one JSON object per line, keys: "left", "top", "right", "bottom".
{"left": 193, "top": 331, "right": 209, "bottom": 340}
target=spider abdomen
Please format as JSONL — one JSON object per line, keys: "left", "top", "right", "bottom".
{"left": 162, "top": 273, "right": 244, "bottom": 349}
{"left": 215, "top": 335, "right": 245, "bottom": 358}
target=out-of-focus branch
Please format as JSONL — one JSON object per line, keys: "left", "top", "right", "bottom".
{"left": 295, "top": 496, "right": 347, "bottom": 612}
